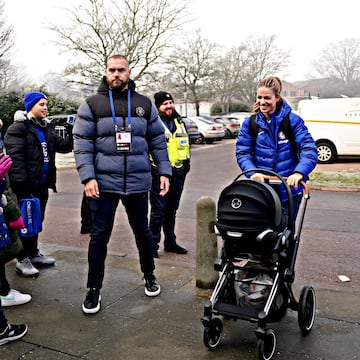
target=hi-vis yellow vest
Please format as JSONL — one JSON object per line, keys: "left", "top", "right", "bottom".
{"left": 161, "top": 118, "right": 190, "bottom": 168}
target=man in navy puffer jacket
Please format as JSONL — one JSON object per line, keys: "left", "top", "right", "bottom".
{"left": 73, "top": 55, "right": 171, "bottom": 314}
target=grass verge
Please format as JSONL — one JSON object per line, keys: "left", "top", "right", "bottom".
{"left": 309, "top": 171, "right": 360, "bottom": 187}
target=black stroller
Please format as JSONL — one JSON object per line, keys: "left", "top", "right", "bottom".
{"left": 201, "top": 169, "right": 316, "bottom": 360}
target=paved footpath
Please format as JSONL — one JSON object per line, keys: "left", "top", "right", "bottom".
{"left": 0, "top": 151, "right": 359, "bottom": 359}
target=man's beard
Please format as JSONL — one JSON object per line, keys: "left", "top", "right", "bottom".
{"left": 111, "top": 79, "right": 128, "bottom": 91}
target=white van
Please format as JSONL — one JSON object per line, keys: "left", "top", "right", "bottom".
{"left": 297, "top": 98, "right": 360, "bottom": 163}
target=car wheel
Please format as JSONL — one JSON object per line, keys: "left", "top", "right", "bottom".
{"left": 317, "top": 141, "right": 337, "bottom": 164}
{"left": 197, "top": 134, "right": 205, "bottom": 144}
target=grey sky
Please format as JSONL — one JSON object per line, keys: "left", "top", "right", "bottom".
{"left": 4, "top": 0, "right": 359, "bottom": 84}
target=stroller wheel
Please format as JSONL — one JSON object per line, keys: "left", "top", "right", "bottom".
{"left": 257, "top": 328, "right": 276, "bottom": 360}
{"left": 298, "top": 286, "right": 316, "bottom": 335}
{"left": 203, "top": 317, "right": 223, "bottom": 350}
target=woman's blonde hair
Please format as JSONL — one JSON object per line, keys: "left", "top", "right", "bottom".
{"left": 252, "top": 76, "right": 282, "bottom": 113}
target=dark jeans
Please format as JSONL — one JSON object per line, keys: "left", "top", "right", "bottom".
{"left": 17, "top": 186, "right": 49, "bottom": 260}
{"left": 87, "top": 192, "right": 154, "bottom": 289}
{"left": 283, "top": 192, "right": 303, "bottom": 263}
{"left": 149, "top": 167, "right": 187, "bottom": 249}
{"left": 283, "top": 192, "right": 303, "bottom": 232}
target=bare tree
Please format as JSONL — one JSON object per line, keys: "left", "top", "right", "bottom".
{"left": 186, "top": 34, "right": 289, "bottom": 111}
{"left": 158, "top": 33, "right": 290, "bottom": 114}
{"left": 314, "top": 38, "right": 360, "bottom": 83}
{"left": 235, "top": 35, "right": 290, "bottom": 104}
{"left": 49, "top": 0, "right": 190, "bottom": 89}
{"left": 0, "top": 0, "right": 15, "bottom": 91}
{"left": 163, "top": 30, "right": 218, "bottom": 116}
{"left": 210, "top": 45, "right": 248, "bottom": 113}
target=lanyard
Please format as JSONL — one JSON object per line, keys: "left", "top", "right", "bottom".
{"left": 160, "top": 118, "right": 175, "bottom": 132}
{"left": 108, "top": 88, "right": 131, "bottom": 127}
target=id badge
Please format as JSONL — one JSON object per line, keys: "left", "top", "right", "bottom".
{"left": 116, "top": 127, "right": 132, "bottom": 153}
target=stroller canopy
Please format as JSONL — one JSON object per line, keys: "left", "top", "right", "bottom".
{"left": 216, "top": 178, "right": 285, "bottom": 233}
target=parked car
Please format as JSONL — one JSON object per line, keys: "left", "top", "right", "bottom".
{"left": 200, "top": 113, "right": 240, "bottom": 138}
{"left": 227, "top": 112, "right": 251, "bottom": 126}
{"left": 188, "top": 116, "right": 225, "bottom": 144}
{"left": 199, "top": 114, "right": 218, "bottom": 122}
{"left": 214, "top": 117, "right": 241, "bottom": 138}
{"left": 181, "top": 116, "right": 201, "bottom": 144}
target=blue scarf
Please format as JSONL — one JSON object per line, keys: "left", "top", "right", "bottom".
{"left": 34, "top": 127, "right": 49, "bottom": 184}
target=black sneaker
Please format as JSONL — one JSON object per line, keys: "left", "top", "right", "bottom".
{"left": 164, "top": 243, "right": 188, "bottom": 254}
{"left": 82, "top": 288, "right": 101, "bottom": 314}
{"left": 143, "top": 273, "right": 161, "bottom": 297}
{"left": 0, "top": 324, "right": 28, "bottom": 346}
{"left": 80, "top": 226, "right": 91, "bottom": 234}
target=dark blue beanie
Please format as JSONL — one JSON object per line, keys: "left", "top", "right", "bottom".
{"left": 24, "top": 92, "right": 47, "bottom": 112}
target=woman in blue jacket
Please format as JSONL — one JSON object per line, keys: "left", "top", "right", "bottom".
{"left": 236, "top": 76, "right": 317, "bottom": 256}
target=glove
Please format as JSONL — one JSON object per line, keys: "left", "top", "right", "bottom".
{"left": 0, "top": 153, "right": 12, "bottom": 179}
{"left": 9, "top": 216, "right": 25, "bottom": 230}
{"left": 183, "top": 159, "right": 190, "bottom": 173}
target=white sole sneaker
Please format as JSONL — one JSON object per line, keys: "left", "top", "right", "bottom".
{"left": 144, "top": 285, "right": 161, "bottom": 297}
{"left": 0, "top": 289, "right": 32, "bottom": 307}
{"left": 16, "top": 259, "right": 40, "bottom": 277}
{"left": 0, "top": 324, "right": 28, "bottom": 345}
{"left": 82, "top": 295, "right": 101, "bottom": 314}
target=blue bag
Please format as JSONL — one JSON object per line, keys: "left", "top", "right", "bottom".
{"left": 18, "top": 198, "right": 42, "bottom": 237}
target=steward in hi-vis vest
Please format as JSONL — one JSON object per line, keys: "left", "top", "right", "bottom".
{"left": 150, "top": 91, "right": 190, "bottom": 257}
{"left": 159, "top": 117, "right": 190, "bottom": 168}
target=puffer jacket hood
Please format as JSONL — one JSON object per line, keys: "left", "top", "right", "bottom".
{"left": 14, "top": 110, "right": 27, "bottom": 122}
{"left": 13, "top": 110, "right": 51, "bottom": 127}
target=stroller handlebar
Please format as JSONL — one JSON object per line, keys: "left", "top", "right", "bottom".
{"left": 264, "top": 176, "right": 309, "bottom": 196}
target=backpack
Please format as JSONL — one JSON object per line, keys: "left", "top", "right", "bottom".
{"left": 250, "top": 113, "right": 298, "bottom": 156}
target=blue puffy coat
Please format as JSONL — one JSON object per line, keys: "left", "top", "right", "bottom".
{"left": 235, "top": 99, "right": 317, "bottom": 201}
{"left": 73, "top": 77, "right": 171, "bottom": 195}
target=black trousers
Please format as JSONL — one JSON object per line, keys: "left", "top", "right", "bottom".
{"left": 87, "top": 192, "right": 155, "bottom": 289}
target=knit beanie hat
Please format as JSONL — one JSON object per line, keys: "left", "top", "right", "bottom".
{"left": 24, "top": 92, "right": 47, "bottom": 112}
{"left": 154, "top": 91, "right": 173, "bottom": 108}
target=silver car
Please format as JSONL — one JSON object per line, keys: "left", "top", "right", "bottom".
{"left": 188, "top": 116, "right": 225, "bottom": 144}
{"left": 214, "top": 117, "right": 241, "bottom": 138}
